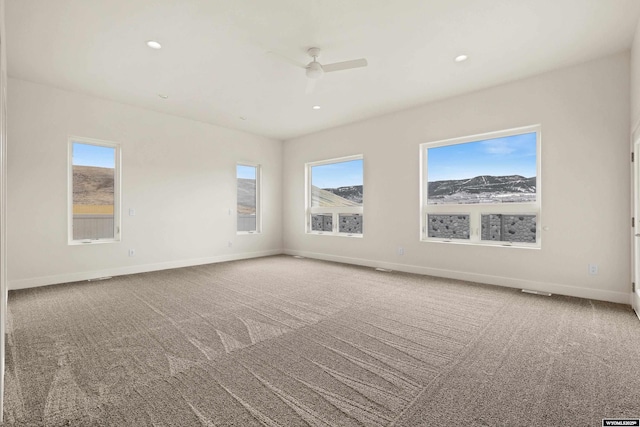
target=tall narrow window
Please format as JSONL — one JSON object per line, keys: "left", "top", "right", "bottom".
{"left": 69, "top": 138, "right": 120, "bottom": 243}
{"left": 237, "top": 163, "right": 260, "bottom": 233}
{"left": 421, "top": 125, "right": 540, "bottom": 247}
{"left": 306, "top": 156, "right": 363, "bottom": 236}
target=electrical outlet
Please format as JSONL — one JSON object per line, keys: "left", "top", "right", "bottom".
{"left": 397, "top": 247, "right": 405, "bottom": 255}
{"left": 128, "top": 249, "right": 136, "bottom": 257}
{"left": 228, "top": 241, "right": 232, "bottom": 248}
{"left": 129, "top": 208, "right": 136, "bottom": 216}
{"left": 588, "top": 263, "right": 598, "bottom": 275}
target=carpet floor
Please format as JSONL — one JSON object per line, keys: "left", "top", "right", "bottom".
{"left": 2, "top": 255, "right": 640, "bottom": 426}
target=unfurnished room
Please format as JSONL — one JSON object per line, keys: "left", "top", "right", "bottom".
{"left": 0, "top": 1, "right": 640, "bottom": 426}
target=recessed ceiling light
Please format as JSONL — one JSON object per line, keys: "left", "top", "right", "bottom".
{"left": 158, "top": 94, "right": 169, "bottom": 99}
{"left": 146, "top": 40, "right": 162, "bottom": 49}
{"left": 454, "top": 54, "right": 468, "bottom": 63}
{"left": 312, "top": 105, "right": 321, "bottom": 110}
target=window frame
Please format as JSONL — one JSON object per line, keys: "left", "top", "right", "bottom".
{"left": 68, "top": 136, "right": 121, "bottom": 245}
{"left": 420, "top": 125, "right": 541, "bottom": 248}
{"left": 305, "top": 155, "right": 364, "bottom": 238}
{"left": 236, "top": 162, "right": 261, "bottom": 235}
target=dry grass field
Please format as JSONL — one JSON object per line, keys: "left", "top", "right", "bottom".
{"left": 73, "top": 165, "right": 114, "bottom": 212}
{"left": 73, "top": 205, "right": 114, "bottom": 214}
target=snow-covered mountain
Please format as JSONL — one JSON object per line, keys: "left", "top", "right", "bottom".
{"left": 321, "top": 185, "right": 363, "bottom": 204}
{"left": 428, "top": 175, "right": 536, "bottom": 204}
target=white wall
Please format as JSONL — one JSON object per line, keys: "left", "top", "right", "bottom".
{"left": 0, "top": 0, "right": 7, "bottom": 420}
{"left": 283, "top": 52, "right": 631, "bottom": 304}
{"left": 7, "top": 78, "right": 283, "bottom": 289}
{"left": 632, "top": 19, "right": 640, "bottom": 130}
{"left": 631, "top": 19, "right": 640, "bottom": 314}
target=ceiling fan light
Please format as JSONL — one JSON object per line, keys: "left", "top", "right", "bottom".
{"left": 306, "top": 62, "right": 324, "bottom": 79}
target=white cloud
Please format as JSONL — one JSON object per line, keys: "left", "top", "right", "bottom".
{"left": 480, "top": 139, "right": 515, "bottom": 155}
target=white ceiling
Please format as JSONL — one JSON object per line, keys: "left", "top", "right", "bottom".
{"left": 6, "top": 0, "right": 640, "bottom": 140}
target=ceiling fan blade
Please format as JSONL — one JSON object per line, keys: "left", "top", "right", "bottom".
{"left": 305, "top": 79, "right": 317, "bottom": 94}
{"left": 323, "top": 58, "right": 368, "bottom": 73}
{"left": 265, "top": 50, "right": 306, "bottom": 69}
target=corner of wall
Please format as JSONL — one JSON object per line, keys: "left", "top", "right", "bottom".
{"left": 631, "top": 17, "right": 640, "bottom": 129}
{"left": 0, "top": 0, "right": 7, "bottom": 419}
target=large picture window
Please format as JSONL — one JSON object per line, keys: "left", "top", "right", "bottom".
{"left": 421, "top": 125, "right": 540, "bottom": 247}
{"left": 69, "top": 137, "right": 120, "bottom": 243}
{"left": 306, "top": 156, "right": 363, "bottom": 236}
{"left": 237, "top": 163, "right": 261, "bottom": 233}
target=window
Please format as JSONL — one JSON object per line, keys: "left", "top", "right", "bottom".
{"left": 306, "top": 156, "right": 363, "bottom": 236}
{"left": 420, "top": 125, "right": 540, "bottom": 247}
{"left": 237, "top": 163, "right": 261, "bottom": 233}
{"left": 69, "top": 137, "right": 120, "bottom": 243}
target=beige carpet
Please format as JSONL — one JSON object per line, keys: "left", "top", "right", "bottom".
{"left": 3, "top": 255, "right": 640, "bottom": 426}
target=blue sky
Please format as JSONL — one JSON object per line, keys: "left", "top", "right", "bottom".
{"left": 237, "top": 164, "right": 257, "bottom": 180}
{"left": 72, "top": 143, "right": 115, "bottom": 168}
{"left": 427, "top": 132, "right": 536, "bottom": 181}
{"left": 312, "top": 159, "right": 363, "bottom": 189}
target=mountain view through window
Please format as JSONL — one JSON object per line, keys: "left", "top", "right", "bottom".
{"left": 427, "top": 132, "right": 537, "bottom": 204}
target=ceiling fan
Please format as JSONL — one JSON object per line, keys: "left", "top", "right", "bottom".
{"left": 270, "top": 47, "right": 368, "bottom": 94}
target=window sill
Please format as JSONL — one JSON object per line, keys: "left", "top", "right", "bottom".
{"left": 307, "top": 232, "right": 363, "bottom": 238}
{"left": 237, "top": 231, "right": 261, "bottom": 235}
{"left": 69, "top": 239, "right": 120, "bottom": 246}
{"left": 420, "top": 238, "right": 540, "bottom": 249}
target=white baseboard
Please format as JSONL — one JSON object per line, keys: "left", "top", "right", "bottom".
{"left": 284, "top": 249, "right": 631, "bottom": 305}
{"left": 8, "top": 249, "right": 282, "bottom": 290}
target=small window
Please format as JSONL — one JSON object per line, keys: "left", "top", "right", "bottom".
{"left": 237, "top": 163, "right": 261, "bottom": 233}
{"left": 338, "top": 213, "right": 362, "bottom": 235}
{"left": 69, "top": 138, "right": 120, "bottom": 243}
{"left": 480, "top": 214, "right": 537, "bottom": 243}
{"left": 427, "top": 214, "right": 470, "bottom": 240}
{"left": 306, "top": 156, "right": 363, "bottom": 236}
{"left": 421, "top": 126, "right": 540, "bottom": 247}
{"left": 311, "top": 214, "right": 333, "bottom": 232}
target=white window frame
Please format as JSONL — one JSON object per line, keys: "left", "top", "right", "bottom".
{"left": 305, "top": 155, "right": 364, "bottom": 238}
{"left": 68, "top": 136, "right": 121, "bottom": 245}
{"left": 420, "top": 125, "right": 541, "bottom": 248}
{"left": 236, "top": 162, "right": 261, "bottom": 235}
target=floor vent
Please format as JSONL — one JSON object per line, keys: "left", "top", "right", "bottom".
{"left": 521, "top": 289, "right": 552, "bottom": 296}
{"left": 88, "top": 276, "right": 112, "bottom": 282}
{"left": 375, "top": 268, "right": 393, "bottom": 272}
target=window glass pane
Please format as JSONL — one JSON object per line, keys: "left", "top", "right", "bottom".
{"left": 427, "top": 214, "right": 470, "bottom": 239}
{"left": 72, "top": 142, "right": 116, "bottom": 240}
{"left": 427, "top": 132, "right": 536, "bottom": 205}
{"left": 237, "top": 165, "right": 257, "bottom": 232}
{"left": 481, "top": 214, "right": 537, "bottom": 243}
{"left": 311, "top": 159, "right": 363, "bottom": 207}
{"left": 339, "top": 214, "right": 362, "bottom": 234}
{"left": 311, "top": 214, "right": 332, "bottom": 232}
